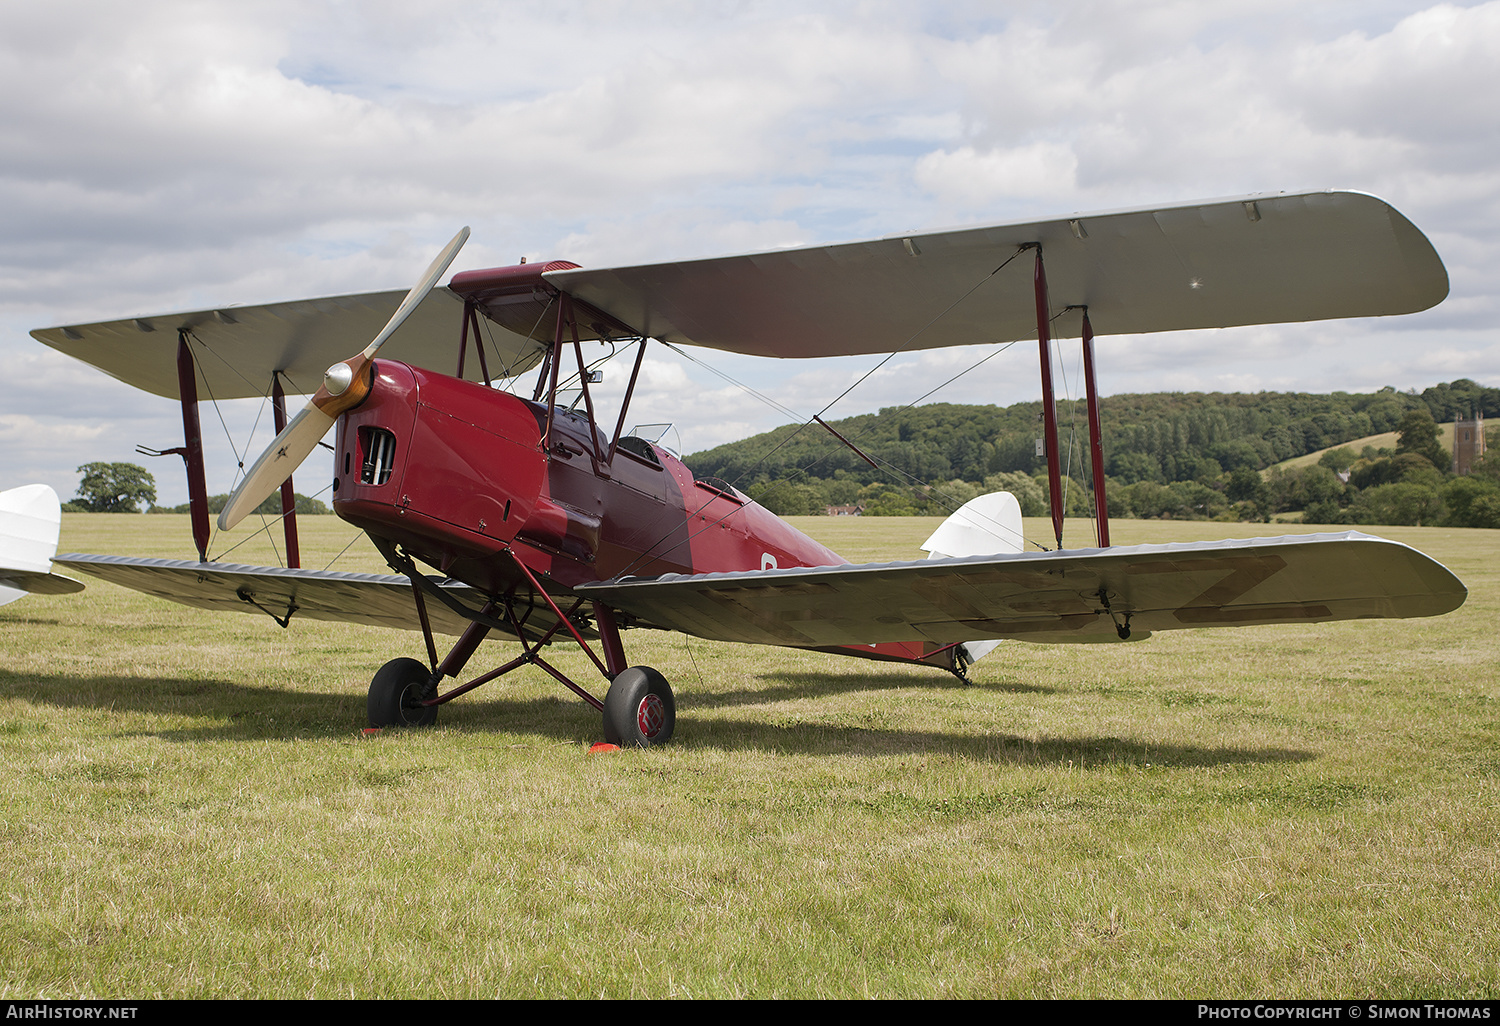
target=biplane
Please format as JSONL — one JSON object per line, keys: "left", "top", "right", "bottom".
{"left": 31, "top": 190, "right": 1466, "bottom": 746}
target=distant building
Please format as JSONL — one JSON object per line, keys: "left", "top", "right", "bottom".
{"left": 826, "top": 504, "right": 865, "bottom": 516}
{"left": 1453, "top": 413, "right": 1486, "bottom": 475}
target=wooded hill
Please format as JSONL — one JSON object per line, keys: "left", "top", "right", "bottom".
{"left": 683, "top": 378, "right": 1500, "bottom": 527}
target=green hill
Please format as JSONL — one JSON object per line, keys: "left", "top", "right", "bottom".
{"left": 1269, "top": 424, "right": 1457, "bottom": 474}
{"left": 683, "top": 379, "right": 1497, "bottom": 526}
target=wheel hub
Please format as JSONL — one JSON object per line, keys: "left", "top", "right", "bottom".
{"left": 636, "top": 693, "right": 666, "bottom": 739}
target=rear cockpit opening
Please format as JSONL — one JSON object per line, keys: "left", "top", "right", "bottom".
{"left": 615, "top": 434, "right": 662, "bottom": 468}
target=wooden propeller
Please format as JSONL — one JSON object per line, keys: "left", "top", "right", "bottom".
{"left": 217, "top": 227, "right": 470, "bottom": 531}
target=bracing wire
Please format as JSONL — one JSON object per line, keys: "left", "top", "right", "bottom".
{"left": 185, "top": 332, "right": 254, "bottom": 478}
{"left": 176, "top": 333, "right": 358, "bottom": 567}
{"left": 615, "top": 336, "right": 1041, "bottom": 571}
{"left": 614, "top": 250, "right": 1042, "bottom": 575}
{"left": 477, "top": 294, "right": 555, "bottom": 387}
{"left": 209, "top": 478, "right": 339, "bottom": 564}
{"left": 659, "top": 247, "right": 1031, "bottom": 498}
{"left": 322, "top": 532, "right": 366, "bottom": 572}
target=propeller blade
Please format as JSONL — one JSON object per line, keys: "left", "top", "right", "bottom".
{"left": 215, "top": 227, "right": 472, "bottom": 533}
{"left": 218, "top": 402, "right": 334, "bottom": 531}
{"left": 360, "top": 225, "right": 470, "bottom": 362}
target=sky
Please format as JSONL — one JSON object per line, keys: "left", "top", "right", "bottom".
{"left": 3, "top": 0, "right": 1498, "bottom": 510}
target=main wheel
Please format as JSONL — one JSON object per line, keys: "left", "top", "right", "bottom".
{"left": 602, "top": 666, "right": 675, "bottom": 748}
{"left": 368, "top": 657, "right": 438, "bottom": 727}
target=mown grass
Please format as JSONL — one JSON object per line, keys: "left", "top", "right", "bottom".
{"left": 1, "top": 513, "right": 1496, "bottom": 998}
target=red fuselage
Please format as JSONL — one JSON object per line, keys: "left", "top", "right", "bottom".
{"left": 330, "top": 360, "right": 954, "bottom": 670}
{"left": 330, "top": 360, "right": 845, "bottom": 596}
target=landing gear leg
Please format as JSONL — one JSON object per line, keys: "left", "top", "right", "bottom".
{"left": 376, "top": 548, "right": 674, "bottom": 742}
{"left": 603, "top": 666, "right": 676, "bottom": 748}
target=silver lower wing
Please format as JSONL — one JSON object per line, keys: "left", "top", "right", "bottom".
{"left": 576, "top": 533, "right": 1465, "bottom": 647}
{"left": 55, "top": 553, "right": 486, "bottom": 636}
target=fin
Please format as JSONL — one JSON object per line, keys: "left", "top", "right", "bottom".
{"left": 920, "top": 491, "right": 1023, "bottom": 666}
{"left": 0, "top": 485, "right": 84, "bottom": 606}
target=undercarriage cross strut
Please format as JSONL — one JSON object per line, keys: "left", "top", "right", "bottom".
{"left": 363, "top": 540, "right": 679, "bottom": 747}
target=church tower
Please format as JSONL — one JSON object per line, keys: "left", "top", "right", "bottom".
{"left": 1453, "top": 412, "right": 1486, "bottom": 475}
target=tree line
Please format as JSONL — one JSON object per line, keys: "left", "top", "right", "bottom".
{"left": 684, "top": 379, "right": 1500, "bottom": 528}
{"left": 62, "top": 375, "right": 1500, "bottom": 530}
{"left": 64, "top": 462, "right": 329, "bottom": 515}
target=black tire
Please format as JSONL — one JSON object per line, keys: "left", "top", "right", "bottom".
{"left": 602, "top": 666, "right": 675, "bottom": 748}
{"left": 368, "top": 657, "right": 438, "bottom": 727}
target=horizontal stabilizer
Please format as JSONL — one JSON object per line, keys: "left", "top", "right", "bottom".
{"left": 0, "top": 569, "right": 86, "bottom": 597}
{"left": 578, "top": 533, "right": 1465, "bottom": 648}
{"left": 920, "top": 491, "right": 1025, "bottom": 559}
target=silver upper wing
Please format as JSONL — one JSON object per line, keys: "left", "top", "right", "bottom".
{"left": 31, "top": 287, "right": 547, "bottom": 401}
{"left": 33, "top": 192, "right": 1446, "bottom": 393}
{"left": 545, "top": 191, "right": 1447, "bottom": 358}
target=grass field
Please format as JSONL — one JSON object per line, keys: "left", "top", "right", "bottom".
{"left": 2, "top": 513, "right": 1497, "bottom": 998}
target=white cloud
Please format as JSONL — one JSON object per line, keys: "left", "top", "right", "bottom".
{"left": 1, "top": 0, "right": 1497, "bottom": 513}
{"left": 914, "top": 142, "right": 1080, "bottom": 207}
